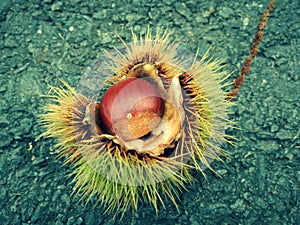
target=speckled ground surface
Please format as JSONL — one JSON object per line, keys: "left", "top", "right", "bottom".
{"left": 0, "top": 0, "right": 299, "bottom": 224}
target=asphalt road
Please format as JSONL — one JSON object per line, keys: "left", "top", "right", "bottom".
{"left": 0, "top": 0, "right": 299, "bottom": 224}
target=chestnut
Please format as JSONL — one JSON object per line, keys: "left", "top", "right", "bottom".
{"left": 99, "top": 78, "right": 164, "bottom": 141}
{"left": 39, "top": 29, "right": 232, "bottom": 216}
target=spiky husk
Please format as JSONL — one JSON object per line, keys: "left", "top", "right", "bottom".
{"left": 39, "top": 30, "right": 232, "bottom": 217}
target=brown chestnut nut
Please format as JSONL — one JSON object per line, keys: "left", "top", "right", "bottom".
{"left": 99, "top": 78, "right": 164, "bottom": 141}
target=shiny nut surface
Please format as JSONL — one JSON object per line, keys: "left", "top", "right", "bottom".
{"left": 99, "top": 78, "right": 164, "bottom": 141}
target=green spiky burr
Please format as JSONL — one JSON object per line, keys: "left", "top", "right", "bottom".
{"left": 39, "top": 29, "right": 232, "bottom": 217}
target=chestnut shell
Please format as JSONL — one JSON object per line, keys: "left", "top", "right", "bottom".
{"left": 99, "top": 78, "right": 164, "bottom": 141}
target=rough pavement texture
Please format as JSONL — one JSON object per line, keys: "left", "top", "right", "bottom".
{"left": 0, "top": 0, "right": 299, "bottom": 224}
